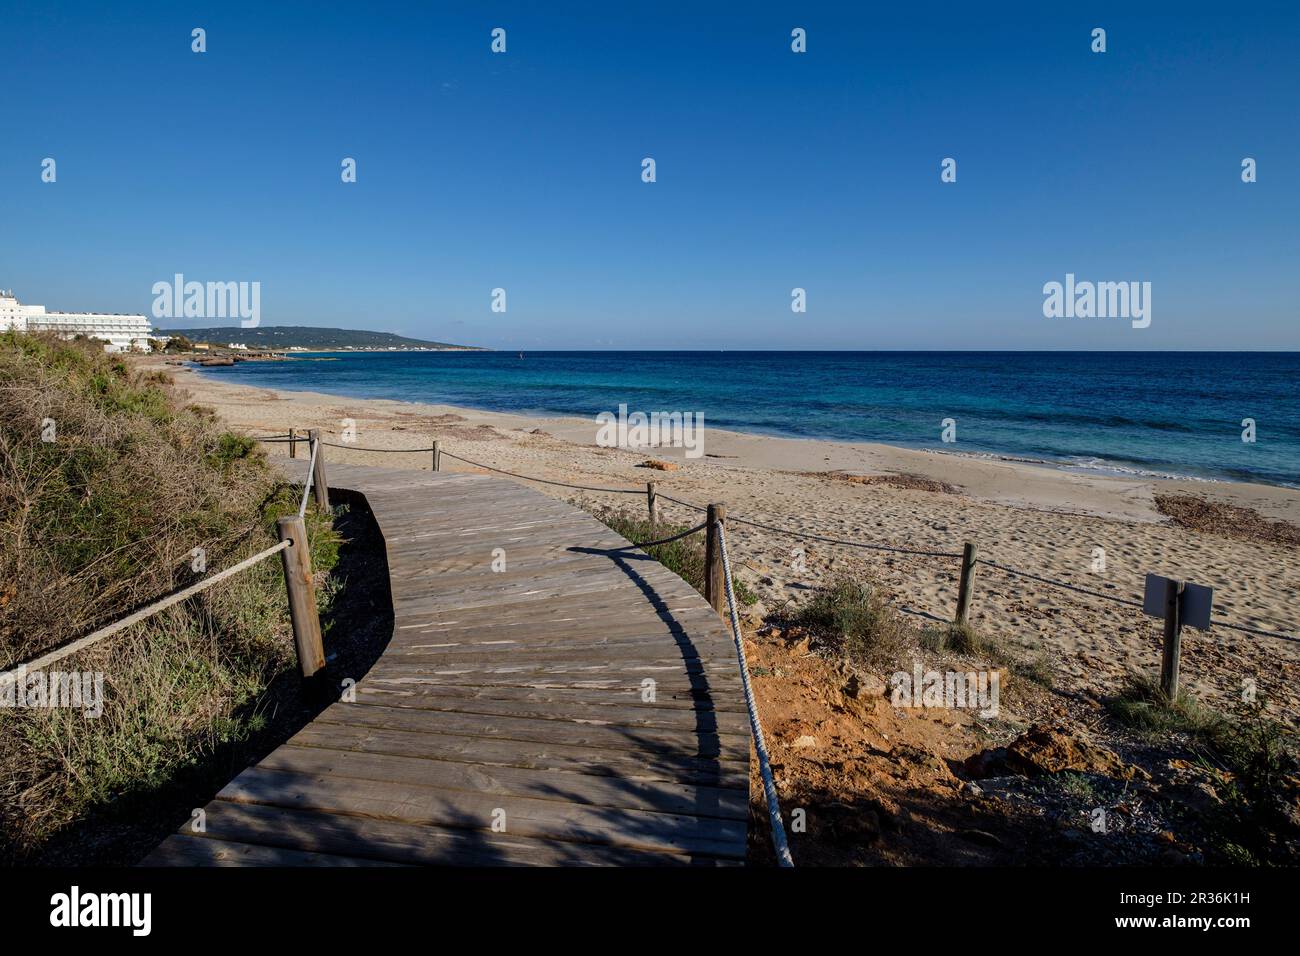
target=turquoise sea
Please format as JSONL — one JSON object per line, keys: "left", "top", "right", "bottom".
{"left": 198, "top": 351, "right": 1300, "bottom": 487}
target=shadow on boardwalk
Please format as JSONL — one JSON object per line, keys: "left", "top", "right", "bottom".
{"left": 144, "top": 465, "right": 748, "bottom": 866}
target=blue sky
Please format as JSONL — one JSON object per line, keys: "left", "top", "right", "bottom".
{"left": 2, "top": 1, "right": 1297, "bottom": 349}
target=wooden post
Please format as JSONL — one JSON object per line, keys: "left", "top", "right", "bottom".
{"left": 308, "top": 429, "right": 329, "bottom": 511}
{"left": 705, "top": 502, "right": 727, "bottom": 613}
{"left": 277, "top": 515, "right": 325, "bottom": 680}
{"left": 1160, "top": 578, "right": 1185, "bottom": 699}
{"left": 647, "top": 481, "right": 658, "bottom": 528}
{"left": 432, "top": 439, "right": 441, "bottom": 472}
{"left": 955, "top": 542, "right": 978, "bottom": 626}
{"left": 288, "top": 427, "right": 297, "bottom": 459}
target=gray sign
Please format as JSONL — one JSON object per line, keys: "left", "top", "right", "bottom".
{"left": 1143, "top": 574, "right": 1213, "bottom": 631}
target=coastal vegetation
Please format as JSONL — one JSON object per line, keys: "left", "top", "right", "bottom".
{"left": 1106, "top": 673, "right": 1298, "bottom": 863}
{"left": 585, "top": 505, "right": 758, "bottom": 607}
{"left": 754, "top": 571, "right": 1298, "bottom": 866}
{"left": 788, "top": 576, "right": 911, "bottom": 666}
{"left": 153, "top": 333, "right": 194, "bottom": 353}
{"left": 0, "top": 331, "right": 340, "bottom": 862}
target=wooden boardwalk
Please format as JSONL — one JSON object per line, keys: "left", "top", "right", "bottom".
{"left": 145, "top": 461, "right": 750, "bottom": 865}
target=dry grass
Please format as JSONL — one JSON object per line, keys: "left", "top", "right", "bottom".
{"left": 0, "top": 334, "right": 279, "bottom": 660}
{"left": 787, "top": 576, "right": 912, "bottom": 667}
{"left": 0, "top": 332, "right": 339, "bottom": 860}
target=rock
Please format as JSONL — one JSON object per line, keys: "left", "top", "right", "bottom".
{"left": 895, "top": 743, "right": 956, "bottom": 780}
{"left": 792, "top": 735, "right": 818, "bottom": 749}
{"left": 957, "top": 828, "right": 1002, "bottom": 848}
{"left": 823, "top": 801, "right": 882, "bottom": 842}
{"left": 841, "top": 673, "right": 887, "bottom": 700}
{"left": 636, "top": 459, "right": 679, "bottom": 471}
{"left": 1161, "top": 781, "right": 1223, "bottom": 815}
{"left": 961, "top": 724, "right": 1148, "bottom": 782}
{"left": 866, "top": 797, "right": 900, "bottom": 832}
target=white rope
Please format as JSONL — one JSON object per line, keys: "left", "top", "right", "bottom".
{"left": 298, "top": 435, "right": 320, "bottom": 518}
{"left": 0, "top": 540, "right": 290, "bottom": 686}
{"left": 715, "top": 519, "right": 794, "bottom": 867}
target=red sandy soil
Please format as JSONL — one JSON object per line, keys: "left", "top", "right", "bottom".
{"left": 740, "top": 623, "right": 1299, "bottom": 867}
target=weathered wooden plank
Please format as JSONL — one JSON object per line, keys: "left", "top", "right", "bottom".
{"left": 185, "top": 801, "right": 737, "bottom": 866}
{"left": 251, "top": 746, "right": 749, "bottom": 820}
{"left": 353, "top": 678, "right": 751, "bottom": 724}
{"left": 143, "top": 833, "right": 407, "bottom": 867}
{"left": 390, "top": 601, "right": 724, "bottom": 635}
{"left": 285, "top": 722, "right": 748, "bottom": 786}
{"left": 150, "top": 461, "right": 750, "bottom": 866}
{"left": 220, "top": 767, "right": 747, "bottom": 858}
{"left": 360, "top": 670, "right": 743, "bottom": 700}
{"left": 388, "top": 622, "right": 734, "bottom": 651}
{"left": 310, "top": 701, "right": 749, "bottom": 754}
{"left": 347, "top": 685, "right": 751, "bottom": 733}
{"left": 380, "top": 643, "right": 738, "bottom": 669}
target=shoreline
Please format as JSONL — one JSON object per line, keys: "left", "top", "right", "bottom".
{"left": 177, "top": 361, "right": 1300, "bottom": 524}
{"left": 153, "top": 358, "right": 1300, "bottom": 720}
{"left": 182, "top": 357, "right": 1297, "bottom": 492}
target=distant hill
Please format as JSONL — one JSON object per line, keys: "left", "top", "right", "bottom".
{"left": 159, "top": 326, "right": 482, "bottom": 351}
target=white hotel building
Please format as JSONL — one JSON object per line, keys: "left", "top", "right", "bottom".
{"left": 0, "top": 288, "right": 156, "bottom": 352}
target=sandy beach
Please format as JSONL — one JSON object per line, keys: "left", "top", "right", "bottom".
{"left": 158, "top": 360, "right": 1300, "bottom": 721}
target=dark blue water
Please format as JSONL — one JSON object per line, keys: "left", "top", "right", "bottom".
{"left": 201, "top": 351, "right": 1300, "bottom": 487}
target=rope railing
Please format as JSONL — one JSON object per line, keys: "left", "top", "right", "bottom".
{"left": 440, "top": 449, "right": 646, "bottom": 495}
{"left": 980, "top": 559, "right": 1147, "bottom": 610}
{"left": 727, "top": 513, "right": 964, "bottom": 560}
{"left": 314, "top": 437, "right": 649, "bottom": 495}
{"left": 1200, "top": 616, "right": 1300, "bottom": 643}
{"left": 17, "top": 420, "right": 1282, "bottom": 862}
{"left": 620, "top": 521, "right": 708, "bottom": 551}
{"left": 241, "top": 429, "right": 296, "bottom": 441}
{"left": 654, "top": 492, "right": 707, "bottom": 511}
{"left": 715, "top": 518, "right": 794, "bottom": 867}
{"left": 0, "top": 540, "right": 290, "bottom": 686}
{"left": 3, "top": 433, "right": 330, "bottom": 683}
{"left": 663, "top": 491, "right": 1298, "bottom": 644}
{"left": 319, "top": 440, "right": 424, "bottom": 452}
{"left": 265, "top": 430, "right": 1300, "bottom": 645}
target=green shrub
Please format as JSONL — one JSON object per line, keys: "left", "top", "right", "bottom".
{"left": 920, "top": 621, "right": 994, "bottom": 656}
{"left": 1106, "top": 672, "right": 1227, "bottom": 739}
{"left": 584, "top": 505, "right": 757, "bottom": 606}
{"left": 790, "top": 576, "right": 910, "bottom": 666}
{"left": 1212, "top": 700, "right": 1293, "bottom": 812}
{"left": 1108, "top": 676, "right": 1298, "bottom": 863}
